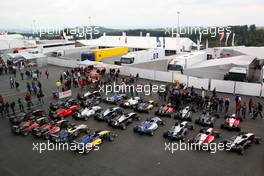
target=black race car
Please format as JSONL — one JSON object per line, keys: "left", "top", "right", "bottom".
{"left": 77, "top": 91, "right": 101, "bottom": 101}
{"left": 9, "top": 109, "right": 45, "bottom": 125}
{"left": 95, "top": 106, "right": 123, "bottom": 122}
{"left": 195, "top": 111, "right": 219, "bottom": 127}
{"left": 163, "top": 121, "right": 194, "bottom": 141}
{"left": 134, "top": 100, "right": 157, "bottom": 113}
{"left": 222, "top": 132, "right": 261, "bottom": 155}
{"left": 109, "top": 112, "right": 139, "bottom": 129}
{"left": 155, "top": 103, "right": 175, "bottom": 117}
{"left": 80, "top": 96, "right": 101, "bottom": 108}
{"left": 50, "top": 98, "right": 79, "bottom": 111}
{"left": 174, "top": 106, "right": 194, "bottom": 121}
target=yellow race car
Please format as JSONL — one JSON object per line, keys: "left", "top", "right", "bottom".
{"left": 134, "top": 100, "right": 158, "bottom": 113}
{"left": 73, "top": 130, "right": 116, "bottom": 153}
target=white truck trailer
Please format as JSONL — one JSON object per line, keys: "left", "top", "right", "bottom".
{"left": 167, "top": 51, "right": 207, "bottom": 74}
{"left": 116, "top": 48, "right": 165, "bottom": 65}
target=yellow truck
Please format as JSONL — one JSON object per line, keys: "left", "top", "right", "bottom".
{"left": 81, "top": 47, "right": 128, "bottom": 62}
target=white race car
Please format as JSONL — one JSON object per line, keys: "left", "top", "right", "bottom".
{"left": 134, "top": 117, "right": 164, "bottom": 135}
{"left": 222, "top": 132, "right": 261, "bottom": 154}
{"left": 120, "top": 97, "right": 141, "bottom": 108}
{"left": 174, "top": 106, "right": 194, "bottom": 121}
{"left": 163, "top": 121, "right": 193, "bottom": 140}
{"left": 72, "top": 106, "right": 102, "bottom": 120}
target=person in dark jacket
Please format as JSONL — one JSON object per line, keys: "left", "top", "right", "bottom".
{"left": 5, "top": 102, "right": 10, "bottom": 117}
{"left": 18, "top": 98, "right": 24, "bottom": 112}
{"left": 10, "top": 101, "right": 16, "bottom": 114}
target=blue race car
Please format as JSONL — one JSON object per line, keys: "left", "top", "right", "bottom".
{"left": 133, "top": 117, "right": 164, "bottom": 135}
{"left": 102, "top": 94, "right": 127, "bottom": 104}
{"left": 73, "top": 130, "right": 116, "bottom": 153}
{"left": 95, "top": 106, "right": 123, "bottom": 122}
{"left": 50, "top": 124, "right": 90, "bottom": 142}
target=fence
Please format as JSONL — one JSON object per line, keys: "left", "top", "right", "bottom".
{"left": 47, "top": 59, "right": 264, "bottom": 97}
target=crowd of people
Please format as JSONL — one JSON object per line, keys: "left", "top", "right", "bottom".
{"left": 0, "top": 65, "right": 47, "bottom": 117}
{"left": 0, "top": 64, "right": 263, "bottom": 120}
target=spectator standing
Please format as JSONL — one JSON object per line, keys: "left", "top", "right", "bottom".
{"left": 20, "top": 72, "right": 24, "bottom": 80}
{"left": 0, "top": 103, "right": 4, "bottom": 118}
{"left": 10, "top": 77, "right": 14, "bottom": 88}
{"left": 18, "top": 98, "right": 24, "bottom": 112}
{"left": 254, "top": 102, "right": 263, "bottom": 119}
{"left": 5, "top": 102, "right": 10, "bottom": 117}
{"left": 235, "top": 102, "right": 241, "bottom": 117}
{"left": 224, "top": 97, "right": 230, "bottom": 113}
{"left": 241, "top": 102, "right": 247, "bottom": 119}
{"left": 45, "top": 70, "right": 49, "bottom": 79}
{"left": 248, "top": 98, "right": 253, "bottom": 114}
{"left": 10, "top": 101, "right": 16, "bottom": 114}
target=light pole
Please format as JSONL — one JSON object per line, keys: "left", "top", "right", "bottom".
{"left": 177, "top": 11, "right": 180, "bottom": 36}
{"left": 89, "top": 16, "right": 92, "bottom": 40}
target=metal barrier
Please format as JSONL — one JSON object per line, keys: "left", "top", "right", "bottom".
{"left": 46, "top": 59, "right": 263, "bottom": 97}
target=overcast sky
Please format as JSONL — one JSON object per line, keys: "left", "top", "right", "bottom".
{"left": 0, "top": 0, "right": 263, "bottom": 29}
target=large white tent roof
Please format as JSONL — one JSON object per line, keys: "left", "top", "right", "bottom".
{"left": 189, "top": 55, "right": 255, "bottom": 69}
{"left": 77, "top": 35, "right": 197, "bottom": 51}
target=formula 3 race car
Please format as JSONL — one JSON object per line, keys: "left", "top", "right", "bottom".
{"left": 73, "top": 130, "right": 116, "bottom": 153}
{"left": 195, "top": 111, "right": 219, "bottom": 127}
{"left": 133, "top": 117, "right": 164, "bottom": 136}
{"left": 32, "top": 120, "right": 56, "bottom": 138}
{"left": 49, "top": 105, "right": 79, "bottom": 119}
{"left": 9, "top": 109, "right": 45, "bottom": 124}
{"left": 102, "top": 94, "right": 128, "bottom": 104}
{"left": 77, "top": 91, "right": 101, "bottom": 101}
{"left": 19, "top": 117, "right": 49, "bottom": 136}
{"left": 134, "top": 100, "right": 157, "bottom": 113}
{"left": 220, "top": 114, "right": 241, "bottom": 131}
{"left": 50, "top": 124, "right": 91, "bottom": 142}
{"left": 72, "top": 106, "right": 102, "bottom": 121}
{"left": 163, "top": 121, "right": 194, "bottom": 141}
{"left": 95, "top": 106, "right": 123, "bottom": 122}
{"left": 43, "top": 120, "right": 71, "bottom": 140}
{"left": 188, "top": 128, "right": 220, "bottom": 149}
{"left": 50, "top": 98, "right": 80, "bottom": 111}
{"left": 109, "top": 112, "right": 140, "bottom": 129}
{"left": 155, "top": 103, "right": 175, "bottom": 117}
{"left": 80, "top": 96, "right": 101, "bottom": 108}
{"left": 222, "top": 132, "right": 261, "bottom": 154}
{"left": 120, "top": 97, "right": 141, "bottom": 108}
{"left": 174, "top": 106, "right": 194, "bottom": 121}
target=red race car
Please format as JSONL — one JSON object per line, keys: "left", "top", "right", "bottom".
{"left": 189, "top": 128, "right": 220, "bottom": 149}
{"left": 155, "top": 103, "right": 175, "bottom": 117}
{"left": 21, "top": 117, "right": 49, "bottom": 136}
{"left": 43, "top": 120, "right": 71, "bottom": 140}
{"left": 50, "top": 105, "right": 79, "bottom": 119}
{"left": 220, "top": 114, "right": 241, "bottom": 131}
{"left": 32, "top": 121, "right": 56, "bottom": 138}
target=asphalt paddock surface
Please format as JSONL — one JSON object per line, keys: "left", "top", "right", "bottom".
{"left": 0, "top": 65, "right": 264, "bottom": 176}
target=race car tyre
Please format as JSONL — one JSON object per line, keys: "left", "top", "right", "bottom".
{"left": 149, "top": 131, "right": 154, "bottom": 136}
{"left": 254, "top": 138, "right": 261, "bottom": 144}
{"left": 220, "top": 124, "right": 225, "bottom": 129}
{"left": 237, "top": 146, "right": 245, "bottom": 155}
{"left": 121, "top": 124, "right": 126, "bottom": 130}
{"left": 163, "top": 132, "right": 169, "bottom": 138}
{"left": 236, "top": 126, "right": 241, "bottom": 132}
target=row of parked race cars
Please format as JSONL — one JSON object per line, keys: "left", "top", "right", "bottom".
{"left": 9, "top": 91, "right": 261, "bottom": 154}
